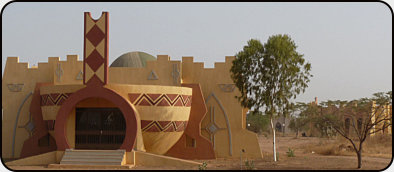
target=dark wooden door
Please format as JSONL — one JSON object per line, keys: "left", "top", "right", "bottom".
{"left": 75, "top": 108, "right": 126, "bottom": 149}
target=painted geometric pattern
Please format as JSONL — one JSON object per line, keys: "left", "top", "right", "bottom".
{"left": 41, "top": 93, "right": 73, "bottom": 106}
{"left": 128, "top": 93, "right": 192, "bottom": 107}
{"left": 45, "top": 120, "right": 55, "bottom": 130}
{"left": 84, "top": 12, "right": 108, "bottom": 85}
{"left": 141, "top": 120, "right": 188, "bottom": 132}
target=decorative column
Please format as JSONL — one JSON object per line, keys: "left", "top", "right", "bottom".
{"left": 83, "top": 12, "right": 109, "bottom": 86}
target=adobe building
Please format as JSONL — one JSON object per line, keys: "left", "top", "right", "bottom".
{"left": 369, "top": 101, "right": 392, "bottom": 136}
{"left": 2, "top": 12, "right": 262, "bottom": 168}
{"left": 305, "top": 97, "right": 391, "bottom": 138}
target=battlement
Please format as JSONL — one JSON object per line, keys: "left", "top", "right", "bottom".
{"left": 180, "top": 55, "right": 235, "bottom": 70}
{"left": 5, "top": 55, "right": 83, "bottom": 71}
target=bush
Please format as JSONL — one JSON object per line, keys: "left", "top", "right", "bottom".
{"left": 244, "top": 159, "right": 254, "bottom": 170}
{"left": 286, "top": 148, "right": 295, "bottom": 157}
{"left": 246, "top": 111, "right": 270, "bottom": 133}
{"left": 198, "top": 162, "right": 207, "bottom": 170}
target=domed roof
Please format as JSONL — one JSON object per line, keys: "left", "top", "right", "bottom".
{"left": 110, "top": 51, "right": 156, "bottom": 68}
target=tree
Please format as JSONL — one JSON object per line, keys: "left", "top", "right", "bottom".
{"left": 371, "top": 91, "right": 392, "bottom": 105}
{"left": 289, "top": 102, "right": 311, "bottom": 138}
{"left": 246, "top": 111, "right": 270, "bottom": 133}
{"left": 320, "top": 98, "right": 392, "bottom": 169}
{"left": 230, "top": 35, "right": 312, "bottom": 161}
{"left": 288, "top": 116, "right": 308, "bottom": 138}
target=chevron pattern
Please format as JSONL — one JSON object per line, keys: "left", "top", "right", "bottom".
{"left": 141, "top": 120, "right": 188, "bottom": 132}
{"left": 83, "top": 12, "right": 108, "bottom": 85}
{"left": 41, "top": 93, "right": 73, "bottom": 106}
{"left": 128, "top": 93, "right": 192, "bottom": 107}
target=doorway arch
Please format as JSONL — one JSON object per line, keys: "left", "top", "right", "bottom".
{"left": 54, "top": 86, "right": 138, "bottom": 151}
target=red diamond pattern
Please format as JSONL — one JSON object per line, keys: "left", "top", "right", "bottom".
{"left": 85, "top": 49, "right": 104, "bottom": 71}
{"left": 86, "top": 25, "right": 105, "bottom": 47}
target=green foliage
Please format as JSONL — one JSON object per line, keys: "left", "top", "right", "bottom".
{"left": 231, "top": 35, "right": 312, "bottom": 162}
{"left": 286, "top": 148, "right": 295, "bottom": 157}
{"left": 246, "top": 111, "right": 270, "bottom": 133}
{"left": 244, "top": 159, "right": 255, "bottom": 170}
{"left": 198, "top": 162, "right": 207, "bottom": 170}
{"left": 230, "top": 34, "right": 312, "bottom": 118}
{"left": 372, "top": 91, "right": 392, "bottom": 105}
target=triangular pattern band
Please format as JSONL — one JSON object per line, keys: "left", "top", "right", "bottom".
{"left": 128, "top": 93, "right": 192, "bottom": 107}
{"left": 140, "top": 120, "right": 188, "bottom": 132}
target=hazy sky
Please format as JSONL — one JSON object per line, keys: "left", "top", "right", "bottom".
{"left": 2, "top": 2, "right": 392, "bottom": 103}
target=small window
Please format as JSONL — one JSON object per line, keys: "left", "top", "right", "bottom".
{"left": 38, "top": 134, "right": 50, "bottom": 147}
{"left": 345, "top": 118, "right": 350, "bottom": 136}
{"left": 357, "top": 118, "right": 362, "bottom": 132}
{"left": 186, "top": 135, "right": 196, "bottom": 148}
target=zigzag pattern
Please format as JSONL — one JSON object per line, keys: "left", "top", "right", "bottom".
{"left": 141, "top": 120, "right": 188, "bottom": 132}
{"left": 41, "top": 93, "right": 73, "bottom": 106}
{"left": 129, "top": 93, "right": 192, "bottom": 107}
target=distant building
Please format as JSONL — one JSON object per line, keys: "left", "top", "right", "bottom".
{"left": 370, "top": 101, "right": 392, "bottom": 136}
{"left": 305, "top": 97, "right": 391, "bottom": 137}
{"left": 273, "top": 116, "right": 291, "bottom": 134}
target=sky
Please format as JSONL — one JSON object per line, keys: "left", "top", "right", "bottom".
{"left": 1, "top": 2, "right": 392, "bottom": 104}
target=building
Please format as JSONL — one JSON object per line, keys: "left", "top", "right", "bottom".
{"left": 273, "top": 116, "right": 291, "bottom": 135}
{"left": 370, "top": 101, "right": 392, "bottom": 136}
{"left": 305, "top": 97, "right": 391, "bottom": 138}
{"left": 2, "top": 12, "right": 262, "bottom": 167}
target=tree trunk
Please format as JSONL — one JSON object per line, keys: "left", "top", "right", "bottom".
{"left": 270, "top": 116, "right": 277, "bottom": 162}
{"left": 357, "top": 143, "right": 363, "bottom": 169}
{"left": 357, "top": 151, "right": 362, "bottom": 169}
{"left": 296, "top": 129, "right": 298, "bottom": 138}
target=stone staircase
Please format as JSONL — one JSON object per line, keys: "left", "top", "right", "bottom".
{"left": 59, "top": 149, "right": 126, "bottom": 166}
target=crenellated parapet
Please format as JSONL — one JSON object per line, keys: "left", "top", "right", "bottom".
{"left": 108, "top": 54, "right": 182, "bottom": 86}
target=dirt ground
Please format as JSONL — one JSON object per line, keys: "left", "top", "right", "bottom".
{"left": 201, "top": 135, "right": 392, "bottom": 170}
{"left": 5, "top": 134, "right": 393, "bottom": 170}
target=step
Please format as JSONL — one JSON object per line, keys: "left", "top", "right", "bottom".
{"left": 64, "top": 151, "right": 124, "bottom": 155}
{"left": 48, "top": 164, "right": 133, "bottom": 169}
{"left": 61, "top": 158, "right": 123, "bottom": 162}
{"left": 65, "top": 149, "right": 125, "bottom": 152}
{"left": 63, "top": 155, "right": 123, "bottom": 159}
{"left": 60, "top": 149, "right": 126, "bottom": 166}
{"left": 60, "top": 161, "right": 122, "bottom": 165}
{"left": 62, "top": 153, "right": 124, "bottom": 158}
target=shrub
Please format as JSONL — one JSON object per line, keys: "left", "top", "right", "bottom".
{"left": 286, "top": 148, "right": 295, "bottom": 157}
{"left": 244, "top": 159, "right": 254, "bottom": 170}
{"left": 198, "top": 162, "right": 207, "bottom": 170}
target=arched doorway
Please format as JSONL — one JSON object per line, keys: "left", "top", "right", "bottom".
{"left": 55, "top": 86, "right": 138, "bottom": 151}
{"left": 276, "top": 122, "right": 282, "bottom": 132}
{"left": 345, "top": 118, "right": 350, "bottom": 136}
{"left": 75, "top": 107, "right": 126, "bottom": 149}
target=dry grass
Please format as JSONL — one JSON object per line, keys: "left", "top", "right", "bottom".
{"left": 363, "top": 134, "right": 392, "bottom": 158}
{"left": 300, "top": 134, "right": 392, "bottom": 158}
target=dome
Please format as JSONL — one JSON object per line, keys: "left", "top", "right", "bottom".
{"left": 110, "top": 51, "right": 156, "bottom": 68}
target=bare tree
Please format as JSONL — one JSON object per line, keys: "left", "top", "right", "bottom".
{"left": 321, "top": 100, "right": 392, "bottom": 169}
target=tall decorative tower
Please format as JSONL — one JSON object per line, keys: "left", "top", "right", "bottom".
{"left": 83, "top": 12, "right": 109, "bottom": 86}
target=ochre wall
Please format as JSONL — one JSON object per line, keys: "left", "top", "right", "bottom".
{"left": 109, "top": 55, "right": 181, "bottom": 87}
{"left": 181, "top": 56, "right": 262, "bottom": 159}
{"left": 5, "top": 151, "right": 57, "bottom": 167}
{"left": 133, "top": 150, "right": 201, "bottom": 167}
{"left": 165, "top": 84, "right": 215, "bottom": 159}
{"left": 2, "top": 55, "right": 82, "bottom": 159}
{"left": 3, "top": 54, "right": 262, "bottom": 160}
